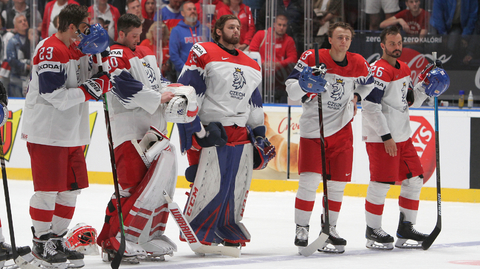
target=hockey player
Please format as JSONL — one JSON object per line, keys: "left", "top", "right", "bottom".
{"left": 362, "top": 25, "right": 449, "bottom": 250}
{"left": 286, "top": 22, "right": 374, "bottom": 253}
{"left": 176, "top": 14, "right": 274, "bottom": 249}
{"left": 96, "top": 13, "right": 198, "bottom": 263}
{"left": 21, "top": 4, "right": 111, "bottom": 268}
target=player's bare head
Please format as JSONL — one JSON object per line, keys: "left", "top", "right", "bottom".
{"left": 213, "top": 15, "right": 240, "bottom": 44}
{"left": 380, "top": 25, "right": 403, "bottom": 58}
{"left": 57, "top": 4, "right": 89, "bottom": 33}
{"left": 118, "top": 14, "right": 142, "bottom": 49}
{"left": 328, "top": 22, "right": 354, "bottom": 39}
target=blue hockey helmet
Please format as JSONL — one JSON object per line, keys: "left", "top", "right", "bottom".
{"left": 299, "top": 66, "right": 327, "bottom": 94}
{"left": 424, "top": 68, "right": 450, "bottom": 97}
{"left": 77, "top": 23, "right": 109, "bottom": 55}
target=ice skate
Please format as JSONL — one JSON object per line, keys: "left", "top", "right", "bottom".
{"left": 395, "top": 213, "right": 427, "bottom": 249}
{"left": 51, "top": 234, "right": 84, "bottom": 268}
{"left": 318, "top": 225, "right": 346, "bottom": 254}
{"left": 101, "top": 235, "right": 147, "bottom": 264}
{"left": 0, "top": 241, "right": 35, "bottom": 269}
{"left": 139, "top": 235, "right": 177, "bottom": 261}
{"left": 31, "top": 233, "right": 68, "bottom": 269}
{"left": 294, "top": 224, "right": 309, "bottom": 252}
{"left": 366, "top": 226, "right": 394, "bottom": 250}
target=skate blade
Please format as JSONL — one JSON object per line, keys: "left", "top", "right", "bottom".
{"left": 318, "top": 243, "right": 345, "bottom": 254}
{"left": 395, "top": 238, "right": 423, "bottom": 249}
{"left": 366, "top": 239, "right": 394, "bottom": 250}
{"left": 66, "top": 259, "right": 85, "bottom": 268}
{"left": 31, "top": 258, "right": 68, "bottom": 269}
{"left": 297, "top": 246, "right": 305, "bottom": 254}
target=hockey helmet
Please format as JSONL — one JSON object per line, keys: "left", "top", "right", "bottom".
{"left": 424, "top": 68, "right": 450, "bottom": 97}
{"left": 77, "top": 23, "right": 109, "bottom": 55}
{"left": 299, "top": 65, "right": 327, "bottom": 94}
{"left": 66, "top": 223, "right": 99, "bottom": 255}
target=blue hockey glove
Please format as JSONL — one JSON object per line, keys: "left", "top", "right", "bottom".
{"left": 247, "top": 125, "right": 276, "bottom": 170}
{"left": 299, "top": 66, "right": 327, "bottom": 94}
{"left": 196, "top": 122, "right": 228, "bottom": 148}
{"left": 177, "top": 116, "right": 202, "bottom": 154}
{"left": 423, "top": 68, "right": 450, "bottom": 97}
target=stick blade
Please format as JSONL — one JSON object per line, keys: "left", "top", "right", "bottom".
{"left": 299, "top": 232, "right": 329, "bottom": 257}
{"left": 422, "top": 226, "right": 441, "bottom": 250}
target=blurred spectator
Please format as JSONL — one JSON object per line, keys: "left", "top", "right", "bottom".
{"left": 6, "top": 14, "right": 30, "bottom": 97}
{"left": 0, "top": 17, "right": 13, "bottom": 89}
{"left": 313, "top": 0, "right": 343, "bottom": 48}
{"left": 249, "top": 14, "right": 296, "bottom": 103}
{"left": 41, "top": 0, "right": 79, "bottom": 39}
{"left": 2, "top": 0, "right": 42, "bottom": 32}
{"left": 110, "top": 0, "right": 126, "bottom": 14}
{"left": 379, "top": 0, "right": 429, "bottom": 37}
{"left": 365, "top": 0, "right": 400, "bottom": 31}
{"left": 169, "top": 1, "right": 210, "bottom": 76}
{"left": 155, "top": 0, "right": 184, "bottom": 30}
{"left": 463, "top": 0, "right": 480, "bottom": 65}
{"left": 195, "top": 0, "right": 225, "bottom": 28}
{"left": 138, "top": 22, "right": 174, "bottom": 80}
{"left": 215, "top": 0, "right": 255, "bottom": 50}
{"left": 126, "top": 0, "right": 153, "bottom": 42}
{"left": 430, "top": 0, "right": 478, "bottom": 52}
{"left": 92, "top": 17, "right": 114, "bottom": 44}
{"left": 88, "top": 0, "right": 121, "bottom": 41}
{"left": 141, "top": 0, "right": 155, "bottom": 20}
{"left": 256, "top": 0, "right": 303, "bottom": 56}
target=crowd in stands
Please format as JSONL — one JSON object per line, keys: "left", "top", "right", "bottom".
{"left": 0, "top": 0, "right": 479, "bottom": 101}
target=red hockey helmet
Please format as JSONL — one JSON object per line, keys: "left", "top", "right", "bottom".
{"left": 66, "top": 223, "right": 99, "bottom": 255}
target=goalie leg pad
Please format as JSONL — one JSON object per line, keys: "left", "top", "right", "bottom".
{"left": 184, "top": 144, "right": 253, "bottom": 245}
{"left": 132, "top": 126, "right": 171, "bottom": 168}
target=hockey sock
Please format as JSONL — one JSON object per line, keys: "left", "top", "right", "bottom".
{"left": 365, "top": 181, "right": 391, "bottom": 229}
{"left": 323, "top": 181, "right": 347, "bottom": 226}
{"left": 30, "top": 191, "right": 57, "bottom": 237}
{"left": 0, "top": 220, "right": 4, "bottom": 242}
{"left": 295, "top": 172, "right": 322, "bottom": 226}
{"left": 399, "top": 176, "right": 423, "bottom": 224}
{"left": 51, "top": 190, "right": 80, "bottom": 236}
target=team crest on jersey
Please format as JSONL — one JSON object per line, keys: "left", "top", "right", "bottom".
{"left": 330, "top": 78, "right": 345, "bottom": 101}
{"left": 232, "top": 67, "right": 246, "bottom": 90}
{"left": 142, "top": 61, "right": 156, "bottom": 84}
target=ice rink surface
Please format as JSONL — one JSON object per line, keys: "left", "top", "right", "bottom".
{"left": 1, "top": 180, "right": 479, "bottom": 269}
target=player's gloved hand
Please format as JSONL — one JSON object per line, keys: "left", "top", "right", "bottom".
{"left": 80, "top": 72, "right": 111, "bottom": 101}
{"left": 247, "top": 125, "right": 276, "bottom": 170}
{"left": 301, "top": 92, "right": 317, "bottom": 103}
{"left": 422, "top": 68, "right": 450, "bottom": 97}
{"left": 177, "top": 116, "right": 202, "bottom": 154}
{"left": 418, "top": 60, "right": 443, "bottom": 82}
{"left": 299, "top": 66, "right": 327, "bottom": 94}
{"left": 196, "top": 122, "right": 228, "bottom": 148}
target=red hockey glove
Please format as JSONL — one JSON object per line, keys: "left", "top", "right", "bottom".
{"left": 80, "top": 72, "right": 111, "bottom": 101}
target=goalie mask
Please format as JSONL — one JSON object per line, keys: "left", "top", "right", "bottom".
{"left": 77, "top": 23, "right": 109, "bottom": 55}
{"left": 66, "top": 223, "right": 99, "bottom": 255}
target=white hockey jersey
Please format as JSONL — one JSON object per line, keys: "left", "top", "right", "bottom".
{"left": 362, "top": 58, "right": 428, "bottom": 143}
{"left": 22, "top": 35, "right": 93, "bottom": 147}
{"left": 107, "top": 44, "right": 170, "bottom": 148}
{"left": 286, "top": 49, "right": 374, "bottom": 138}
{"left": 177, "top": 42, "right": 264, "bottom": 129}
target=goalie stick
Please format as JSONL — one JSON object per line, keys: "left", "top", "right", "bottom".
{"left": 422, "top": 51, "right": 442, "bottom": 250}
{"left": 1, "top": 133, "right": 37, "bottom": 268}
{"left": 163, "top": 191, "right": 241, "bottom": 258}
{"left": 97, "top": 53, "right": 126, "bottom": 268}
{"left": 300, "top": 43, "right": 330, "bottom": 257}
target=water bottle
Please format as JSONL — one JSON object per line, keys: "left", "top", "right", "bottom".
{"left": 468, "top": 91, "right": 474, "bottom": 108}
{"left": 459, "top": 90, "right": 465, "bottom": 108}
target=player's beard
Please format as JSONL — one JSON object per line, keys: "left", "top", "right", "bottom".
{"left": 221, "top": 31, "right": 240, "bottom": 46}
{"left": 385, "top": 47, "right": 402, "bottom": 58}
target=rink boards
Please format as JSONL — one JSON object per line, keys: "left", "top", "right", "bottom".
{"left": 3, "top": 99, "right": 479, "bottom": 202}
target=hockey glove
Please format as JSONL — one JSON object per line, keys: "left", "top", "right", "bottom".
{"left": 418, "top": 60, "right": 443, "bottom": 82}
{"left": 196, "top": 122, "right": 228, "bottom": 148}
{"left": 177, "top": 116, "right": 202, "bottom": 154}
{"left": 299, "top": 66, "right": 327, "bottom": 94}
{"left": 247, "top": 125, "right": 276, "bottom": 170}
{"left": 80, "top": 72, "right": 111, "bottom": 101}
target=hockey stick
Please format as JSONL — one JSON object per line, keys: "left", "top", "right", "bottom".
{"left": 300, "top": 43, "right": 330, "bottom": 257}
{"left": 0, "top": 130, "right": 37, "bottom": 268}
{"left": 163, "top": 191, "right": 241, "bottom": 258}
{"left": 96, "top": 53, "right": 126, "bottom": 268}
{"left": 422, "top": 52, "right": 442, "bottom": 250}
